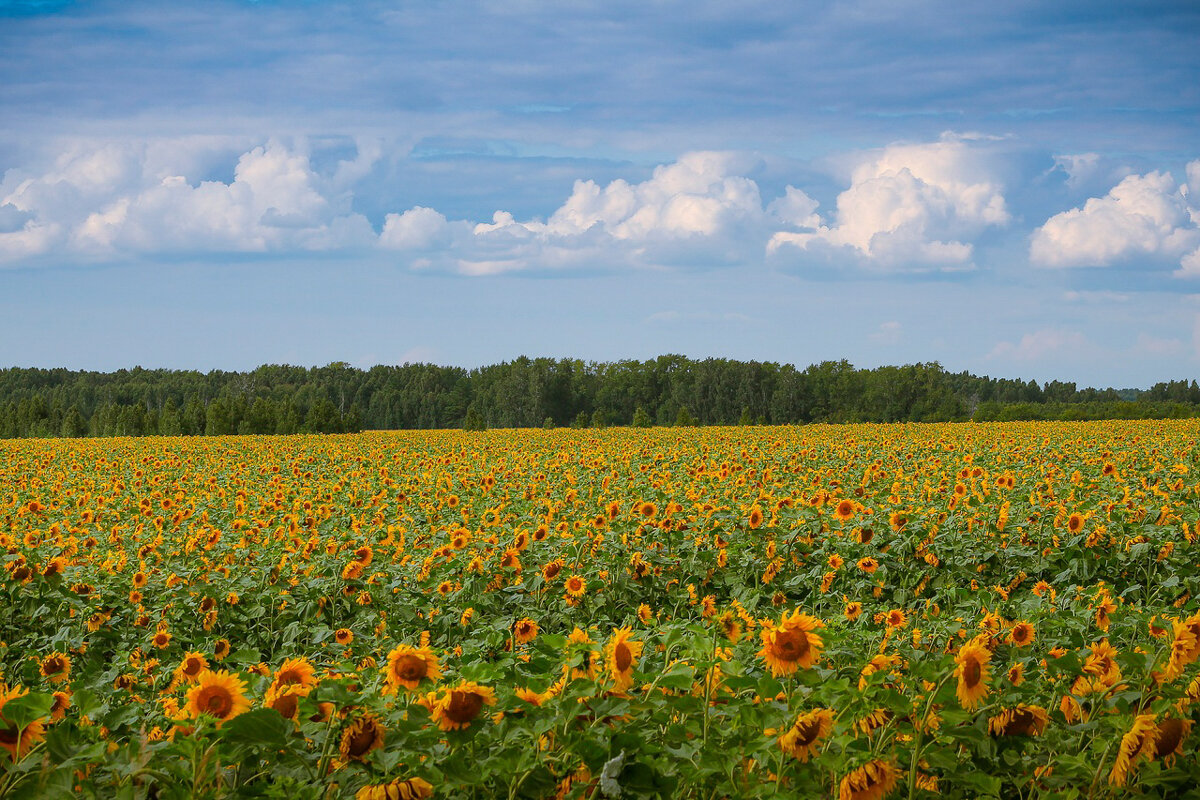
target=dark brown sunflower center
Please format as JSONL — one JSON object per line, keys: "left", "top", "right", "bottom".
{"left": 43, "top": 658, "right": 65, "bottom": 674}
{"left": 201, "top": 688, "right": 232, "bottom": 717}
{"left": 445, "top": 691, "right": 484, "bottom": 723}
{"left": 615, "top": 642, "right": 632, "bottom": 673}
{"left": 1004, "top": 710, "right": 1035, "bottom": 736}
{"left": 346, "top": 723, "right": 378, "bottom": 756}
{"left": 792, "top": 718, "right": 821, "bottom": 746}
{"left": 774, "top": 630, "right": 809, "bottom": 661}
{"left": 0, "top": 724, "right": 20, "bottom": 746}
{"left": 395, "top": 655, "right": 427, "bottom": 681}
{"left": 183, "top": 659, "right": 203, "bottom": 676}
{"left": 1155, "top": 718, "right": 1184, "bottom": 757}
{"left": 963, "top": 658, "right": 981, "bottom": 687}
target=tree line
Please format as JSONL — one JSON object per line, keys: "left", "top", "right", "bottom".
{"left": 0, "top": 357, "right": 1197, "bottom": 438}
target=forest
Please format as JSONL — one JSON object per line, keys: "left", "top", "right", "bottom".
{"left": 1, "top": 356, "right": 1198, "bottom": 438}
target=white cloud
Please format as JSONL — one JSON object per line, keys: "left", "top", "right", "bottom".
{"left": 1051, "top": 153, "right": 1101, "bottom": 188}
{"left": 378, "top": 151, "right": 773, "bottom": 274}
{"left": 0, "top": 138, "right": 376, "bottom": 264}
{"left": 1030, "top": 164, "right": 1200, "bottom": 273}
{"left": 988, "top": 329, "right": 1089, "bottom": 362}
{"left": 768, "top": 134, "right": 1009, "bottom": 269}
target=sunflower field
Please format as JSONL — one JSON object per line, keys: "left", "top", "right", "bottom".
{"left": 2, "top": 421, "right": 1200, "bottom": 799}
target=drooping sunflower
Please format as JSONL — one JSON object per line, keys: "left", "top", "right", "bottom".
{"left": 954, "top": 640, "right": 991, "bottom": 710}
{"left": 776, "top": 707, "right": 834, "bottom": 762}
{"left": 271, "top": 657, "right": 318, "bottom": 691}
{"left": 428, "top": 682, "right": 496, "bottom": 731}
{"left": 0, "top": 684, "right": 47, "bottom": 762}
{"left": 758, "top": 610, "right": 825, "bottom": 677}
{"left": 49, "top": 690, "right": 71, "bottom": 722}
{"left": 604, "top": 627, "right": 643, "bottom": 692}
{"left": 339, "top": 712, "right": 385, "bottom": 762}
{"left": 1152, "top": 716, "right": 1192, "bottom": 761}
{"left": 1109, "top": 713, "right": 1158, "bottom": 787}
{"left": 39, "top": 652, "right": 71, "bottom": 684}
{"left": 513, "top": 618, "right": 539, "bottom": 645}
{"left": 837, "top": 759, "right": 901, "bottom": 800}
{"left": 185, "top": 670, "right": 250, "bottom": 727}
{"left": 356, "top": 777, "right": 434, "bottom": 800}
{"left": 987, "top": 704, "right": 1048, "bottom": 737}
{"left": 383, "top": 644, "right": 442, "bottom": 693}
{"left": 176, "top": 652, "right": 208, "bottom": 684}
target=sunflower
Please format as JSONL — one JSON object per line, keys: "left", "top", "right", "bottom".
{"left": 856, "top": 557, "right": 879, "bottom": 574}
{"left": 1109, "top": 713, "right": 1157, "bottom": 787}
{"left": 264, "top": 682, "right": 310, "bottom": 720}
{"left": 564, "top": 574, "right": 586, "bottom": 598}
{"left": 717, "top": 611, "right": 742, "bottom": 644}
{"left": 954, "top": 640, "right": 991, "bottom": 710}
{"left": 638, "top": 501, "right": 657, "bottom": 519}
{"left": 513, "top": 618, "right": 539, "bottom": 645}
{"left": 988, "top": 704, "right": 1048, "bottom": 737}
{"left": 213, "top": 639, "right": 231, "bottom": 661}
{"left": 885, "top": 610, "right": 907, "bottom": 629}
{"left": 604, "top": 627, "right": 643, "bottom": 692}
{"left": 515, "top": 687, "right": 545, "bottom": 706}
{"left": 758, "top": 610, "right": 825, "bottom": 677}
{"left": 272, "top": 657, "right": 317, "bottom": 691}
{"left": 152, "top": 631, "right": 172, "bottom": 649}
{"left": 383, "top": 644, "right": 442, "bottom": 693}
{"left": 339, "top": 712, "right": 385, "bottom": 762}
{"left": 1067, "top": 513, "right": 1084, "bottom": 533}
{"left": 844, "top": 601, "right": 863, "bottom": 621}
{"left": 49, "top": 690, "right": 71, "bottom": 722}
{"left": 335, "top": 628, "right": 354, "bottom": 645}
{"left": 838, "top": 759, "right": 901, "bottom": 800}
{"left": 176, "top": 652, "right": 208, "bottom": 683}
{"left": 748, "top": 506, "right": 764, "bottom": 529}
{"left": 1008, "top": 621, "right": 1035, "bottom": 647}
{"left": 776, "top": 708, "right": 834, "bottom": 762}
{"left": 542, "top": 559, "right": 564, "bottom": 582}
{"left": 428, "top": 682, "right": 496, "bottom": 731}
{"left": 185, "top": 670, "right": 250, "bottom": 727}
{"left": 39, "top": 652, "right": 71, "bottom": 684}
{"left": 0, "top": 684, "right": 47, "bottom": 762}
{"left": 638, "top": 604, "right": 654, "bottom": 624}
{"left": 356, "top": 777, "right": 434, "bottom": 800}
{"left": 833, "top": 499, "right": 855, "bottom": 522}
{"left": 1152, "top": 716, "right": 1191, "bottom": 761}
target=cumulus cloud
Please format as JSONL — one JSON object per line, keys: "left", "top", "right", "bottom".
{"left": 1030, "top": 163, "right": 1200, "bottom": 274}
{"left": 768, "top": 133, "right": 1009, "bottom": 269}
{"left": 378, "top": 151, "right": 773, "bottom": 274}
{"left": 0, "top": 138, "right": 375, "bottom": 264}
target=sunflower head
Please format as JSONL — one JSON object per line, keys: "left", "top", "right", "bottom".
{"left": 954, "top": 641, "right": 991, "bottom": 710}
{"left": 777, "top": 708, "right": 834, "bottom": 763}
{"left": 177, "top": 652, "right": 208, "bottom": 683}
{"left": 605, "top": 627, "right": 643, "bottom": 691}
{"left": 838, "top": 759, "right": 900, "bottom": 800}
{"left": 758, "top": 610, "right": 825, "bottom": 677}
{"left": 429, "top": 682, "right": 496, "bottom": 731}
{"left": 272, "top": 657, "right": 317, "bottom": 691}
{"left": 384, "top": 644, "right": 442, "bottom": 693}
{"left": 339, "top": 712, "right": 385, "bottom": 762}
{"left": 185, "top": 670, "right": 250, "bottom": 727}
{"left": 39, "top": 653, "right": 71, "bottom": 683}
{"left": 0, "top": 684, "right": 48, "bottom": 761}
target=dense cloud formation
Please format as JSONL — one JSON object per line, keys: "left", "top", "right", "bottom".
{"left": 1030, "top": 163, "right": 1200, "bottom": 276}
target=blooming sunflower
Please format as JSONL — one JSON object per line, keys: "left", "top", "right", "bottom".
{"left": 604, "top": 627, "right": 643, "bottom": 692}
{"left": 339, "top": 712, "right": 385, "bottom": 762}
{"left": 844, "top": 601, "right": 863, "bottom": 621}
{"left": 988, "top": 704, "right": 1048, "bottom": 737}
{"left": 185, "top": 670, "right": 250, "bottom": 727}
{"left": 1008, "top": 621, "right": 1035, "bottom": 647}
{"left": 272, "top": 657, "right": 318, "bottom": 691}
{"left": 0, "top": 684, "right": 47, "bottom": 762}
{"left": 954, "top": 640, "right": 991, "bottom": 710}
{"left": 176, "top": 652, "right": 208, "bottom": 684}
{"left": 356, "top": 777, "right": 434, "bottom": 800}
{"left": 833, "top": 499, "right": 855, "bottom": 522}
{"left": 564, "top": 574, "right": 586, "bottom": 598}
{"left": 856, "top": 557, "right": 879, "bottom": 574}
{"left": 758, "top": 610, "right": 825, "bottom": 677}
{"left": 39, "top": 652, "right": 71, "bottom": 684}
{"left": 513, "top": 618, "right": 539, "bottom": 645}
{"left": 335, "top": 628, "right": 354, "bottom": 645}
{"left": 776, "top": 708, "right": 834, "bottom": 762}
{"left": 838, "top": 759, "right": 901, "bottom": 800}
{"left": 428, "top": 682, "right": 496, "bottom": 731}
{"left": 383, "top": 644, "right": 442, "bottom": 693}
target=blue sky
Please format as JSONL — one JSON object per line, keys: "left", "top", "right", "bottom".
{"left": 2, "top": 0, "right": 1199, "bottom": 387}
